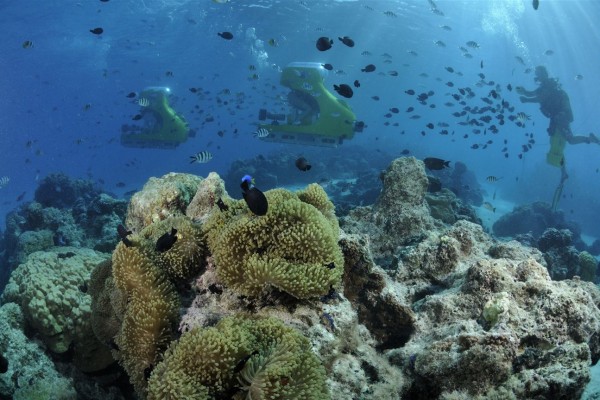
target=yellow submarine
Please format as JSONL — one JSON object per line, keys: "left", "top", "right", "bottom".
{"left": 120, "top": 87, "right": 192, "bottom": 149}
{"left": 258, "top": 62, "right": 363, "bottom": 147}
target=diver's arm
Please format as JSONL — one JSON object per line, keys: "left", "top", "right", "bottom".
{"left": 519, "top": 96, "right": 539, "bottom": 103}
{"left": 515, "top": 86, "right": 537, "bottom": 97}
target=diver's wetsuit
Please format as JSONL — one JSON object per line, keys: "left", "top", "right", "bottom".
{"left": 518, "top": 78, "right": 580, "bottom": 142}
{"left": 287, "top": 90, "right": 320, "bottom": 125}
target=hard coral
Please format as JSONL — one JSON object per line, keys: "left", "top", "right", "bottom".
{"left": 1, "top": 248, "right": 109, "bottom": 355}
{"left": 147, "top": 315, "right": 330, "bottom": 400}
{"left": 204, "top": 185, "right": 343, "bottom": 299}
{"left": 0, "top": 303, "right": 76, "bottom": 399}
{"left": 126, "top": 172, "right": 202, "bottom": 232}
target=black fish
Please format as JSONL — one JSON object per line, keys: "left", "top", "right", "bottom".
{"left": 361, "top": 64, "right": 376, "bottom": 72}
{"left": 532, "top": 0, "right": 539, "bottom": 10}
{"left": 338, "top": 36, "right": 354, "bottom": 47}
{"left": 390, "top": 107, "right": 399, "bottom": 113}
{"left": 405, "top": 89, "right": 415, "bottom": 95}
{"left": 132, "top": 114, "right": 143, "bottom": 121}
{"left": 401, "top": 149, "right": 410, "bottom": 155}
{"left": 144, "top": 365, "right": 153, "bottom": 381}
{"left": 16, "top": 191, "right": 26, "bottom": 202}
{"left": 295, "top": 157, "right": 312, "bottom": 171}
{"left": 322, "top": 63, "right": 333, "bottom": 70}
{"left": 0, "top": 353, "right": 7, "bottom": 373}
{"left": 353, "top": 80, "right": 360, "bottom": 88}
{"left": 155, "top": 228, "right": 177, "bottom": 252}
{"left": 216, "top": 198, "right": 229, "bottom": 212}
{"left": 117, "top": 224, "right": 133, "bottom": 247}
{"left": 126, "top": 92, "right": 136, "bottom": 98}
{"left": 423, "top": 157, "right": 450, "bottom": 170}
{"left": 325, "top": 262, "right": 335, "bottom": 269}
{"left": 241, "top": 176, "right": 268, "bottom": 216}
{"left": 233, "top": 351, "right": 259, "bottom": 373}
{"left": 316, "top": 37, "right": 333, "bottom": 51}
{"left": 90, "top": 27, "right": 104, "bottom": 35}
{"left": 58, "top": 252, "right": 76, "bottom": 259}
{"left": 333, "top": 84, "right": 353, "bottom": 98}
{"left": 218, "top": 31, "right": 233, "bottom": 40}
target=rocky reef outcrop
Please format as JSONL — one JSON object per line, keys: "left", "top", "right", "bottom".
{"left": 2, "top": 157, "right": 599, "bottom": 400}
{"left": 537, "top": 228, "right": 599, "bottom": 282}
{"left": 0, "top": 174, "right": 127, "bottom": 293}
{"left": 493, "top": 201, "right": 588, "bottom": 250}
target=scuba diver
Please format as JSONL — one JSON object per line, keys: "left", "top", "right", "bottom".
{"left": 287, "top": 89, "right": 320, "bottom": 125}
{"left": 516, "top": 66, "right": 599, "bottom": 210}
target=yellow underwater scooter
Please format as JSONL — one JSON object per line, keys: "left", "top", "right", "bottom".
{"left": 120, "top": 87, "right": 191, "bottom": 149}
{"left": 258, "top": 62, "right": 363, "bottom": 147}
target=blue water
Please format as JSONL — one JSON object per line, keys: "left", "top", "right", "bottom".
{"left": 1, "top": 0, "right": 599, "bottom": 237}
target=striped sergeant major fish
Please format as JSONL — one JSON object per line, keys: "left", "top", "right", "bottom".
{"left": 0, "top": 176, "right": 9, "bottom": 188}
{"left": 254, "top": 128, "right": 270, "bottom": 138}
{"left": 189, "top": 151, "right": 213, "bottom": 164}
{"left": 137, "top": 97, "right": 150, "bottom": 107}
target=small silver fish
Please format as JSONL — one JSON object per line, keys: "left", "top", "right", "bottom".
{"left": 516, "top": 112, "right": 530, "bottom": 123}
{"left": 253, "top": 128, "right": 270, "bottom": 138}
{"left": 189, "top": 151, "right": 213, "bottom": 164}
{"left": 137, "top": 97, "right": 150, "bottom": 107}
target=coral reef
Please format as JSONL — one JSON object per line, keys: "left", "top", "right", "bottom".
{"left": 88, "top": 260, "right": 126, "bottom": 352}
{"left": 339, "top": 158, "right": 600, "bottom": 398}
{"left": 125, "top": 172, "right": 202, "bottom": 232}
{"left": 186, "top": 171, "right": 228, "bottom": 223}
{"left": 0, "top": 302, "right": 76, "bottom": 399}
{"left": 493, "top": 202, "right": 588, "bottom": 250}
{"left": 428, "top": 161, "right": 484, "bottom": 207}
{"left": 111, "top": 242, "right": 180, "bottom": 396}
{"left": 3, "top": 161, "right": 599, "bottom": 400}
{"left": 34, "top": 172, "right": 98, "bottom": 209}
{"left": 2, "top": 175, "right": 127, "bottom": 291}
{"left": 204, "top": 184, "right": 343, "bottom": 299}
{"left": 425, "top": 188, "right": 481, "bottom": 225}
{"left": 341, "top": 157, "right": 443, "bottom": 268}
{"left": 340, "top": 233, "right": 416, "bottom": 351}
{"left": 537, "top": 227, "right": 574, "bottom": 252}
{"left": 137, "top": 216, "right": 207, "bottom": 281}
{"left": 579, "top": 251, "right": 598, "bottom": 283}
{"left": 1, "top": 247, "right": 113, "bottom": 371}
{"left": 147, "top": 315, "right": 330, "bottom": 400}
{"left": 537, "top": 228, "right": 598, "bottom": 281}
